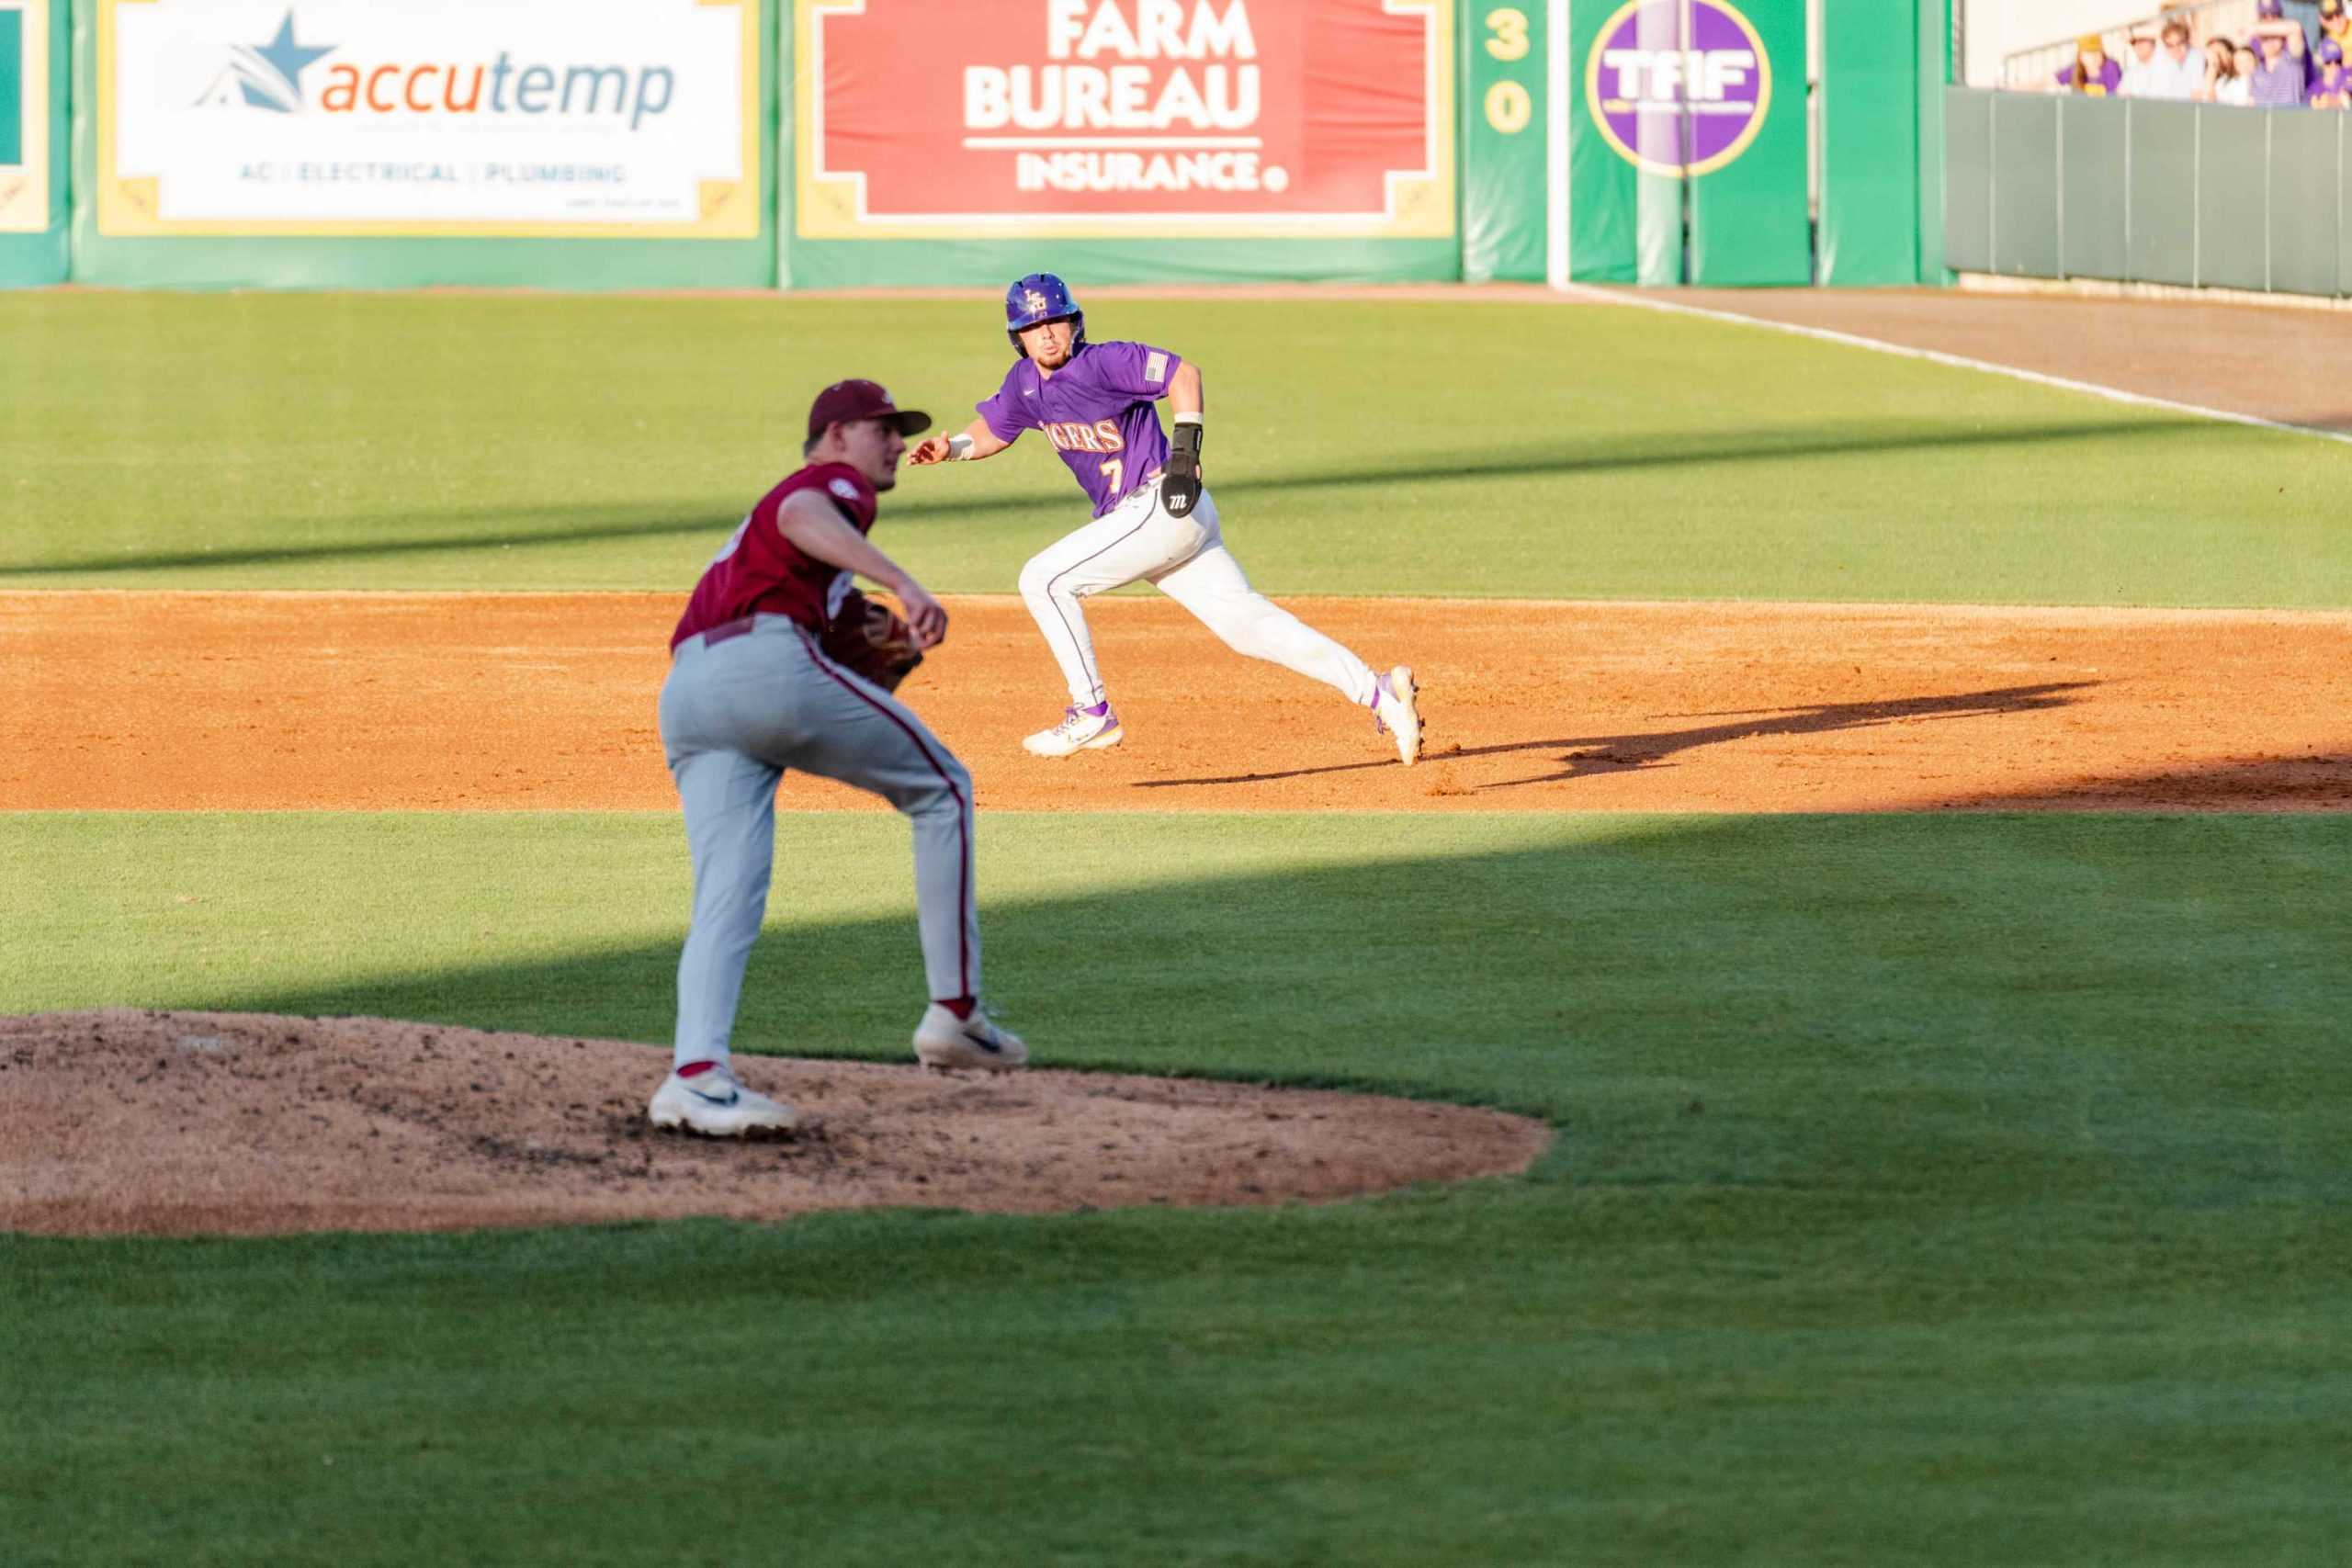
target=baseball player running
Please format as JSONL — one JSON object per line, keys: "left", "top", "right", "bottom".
{"left": 909, "top": 273, "right": 1422, "bottom": 765}
{"left": 650, "top": 379, "right": 1026, "bottom": 1139}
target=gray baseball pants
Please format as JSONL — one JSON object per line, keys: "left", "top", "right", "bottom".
{"left": 658, "top": 615, "right": 979, "bottom": 1069}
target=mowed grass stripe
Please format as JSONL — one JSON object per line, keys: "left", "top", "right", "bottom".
{"left": 6, "top": 807, "right": 2351, "bottom": 1562}
{"left": 4, "top": 293, "right": 2347, "bottom": 605}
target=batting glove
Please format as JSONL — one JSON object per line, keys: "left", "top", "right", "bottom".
{"left": 1161, "top": 419, "right": 1204, "bottom": 516}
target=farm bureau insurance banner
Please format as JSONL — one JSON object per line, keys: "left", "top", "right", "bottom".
{"left": 796, "top": 0, "right": 1453, "bottom": 240}
{"left": 96, "top": 0, "right": 759, "bottom": 237}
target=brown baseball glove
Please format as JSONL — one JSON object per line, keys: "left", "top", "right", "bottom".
{"left": 820, "top": 589, "right": 924, "bottom": 692}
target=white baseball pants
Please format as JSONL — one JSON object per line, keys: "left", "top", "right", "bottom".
{"left": 658, "top": 616, "right": 979, "bottom": 1069}
{"left": 1016, "top": 485, "right": 1380, "bottom": 709}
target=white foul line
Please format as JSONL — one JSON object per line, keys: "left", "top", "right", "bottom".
{"left": 1558, "top": 283, "right": 2352, "bottom": 450}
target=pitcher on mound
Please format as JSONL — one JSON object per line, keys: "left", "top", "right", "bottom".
{"left": 909, "top": 272, "right": 1422, "bottom": 765}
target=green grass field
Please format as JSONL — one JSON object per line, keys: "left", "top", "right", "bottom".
{"left": 6, "top": 292, "right": 2352, "bottom": 604}
{"left": 6, "top": 293, "right": 2349, "bottom": 1564}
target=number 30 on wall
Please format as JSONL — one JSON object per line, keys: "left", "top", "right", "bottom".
{"left": 1484, "top": 7, "right": 1532, "bottom": 133}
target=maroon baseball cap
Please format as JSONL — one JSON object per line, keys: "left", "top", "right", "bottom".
{"left": 806, "top": 378, "right": 931, "bottom": 442}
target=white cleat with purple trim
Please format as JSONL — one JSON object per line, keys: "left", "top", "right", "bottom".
{"left": 1023, "top": 701, "right": 1124, "bottom": 757}
{"left": 1374, "top": 666, "right": 1421, "bottom": 766}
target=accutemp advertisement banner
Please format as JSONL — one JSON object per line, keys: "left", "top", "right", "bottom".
{"left": 1, "top": 0, "right": 51, "bottom": 232}
{"left": 96, "top": 0, "right": 760, "bottom": 236}
{"left": 796, "top": 0, "right": 1453, "bottom": 239}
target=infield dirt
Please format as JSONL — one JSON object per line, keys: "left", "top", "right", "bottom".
{"left": 6, "top": 591, "right": 2349, "bottom": 813}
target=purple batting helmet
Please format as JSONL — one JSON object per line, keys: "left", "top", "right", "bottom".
{"left": 1005, "top": 272, "right": 1085, "bottom": 358}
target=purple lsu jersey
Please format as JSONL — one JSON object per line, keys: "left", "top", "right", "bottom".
{"left": 976, "top": 340, "right": 1184, "bottom": 517}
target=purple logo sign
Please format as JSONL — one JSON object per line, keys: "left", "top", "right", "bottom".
{"left": 1586, "top": 0, "right": 1772, "bottom": 178}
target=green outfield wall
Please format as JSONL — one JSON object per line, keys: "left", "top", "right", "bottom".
{"left": 0, "top": 0, "right": 67, "bottom": 284}
{"left": 1945, "top": 86, "right": 2352, "bottom": 298}
{"left": 1689, "top": 0, "right": 1807, "bottom": 285}
{"left": 1565, "top": 0, "right": 1668, "bottom": 284}
{"left": 1460, "top": 3, "right": 1550, "bottom": 284}
{"left": 1472, "top": 0, "right": 1953, "bottom": 288}
{"left": 6, "top": 1, "right": 1958, "bottom": 292}
{"left": 1817, "top": 0, "right": 1950, "bottom": 287}
{"left": 1564, "top": 0, "right": 1811, "bottom": 287}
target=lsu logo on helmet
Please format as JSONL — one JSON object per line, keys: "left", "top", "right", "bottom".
{"left": 1004, "top": 272, "right": 1086, "bottom": 359}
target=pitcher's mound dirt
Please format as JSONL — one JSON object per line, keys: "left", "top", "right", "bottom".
{"left": 0, "top": 1010, "right": 1551, "bottom": 1238}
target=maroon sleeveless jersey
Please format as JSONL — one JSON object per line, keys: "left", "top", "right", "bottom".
{"left": 670, "top": 463, "right": 878, "bottom": 649}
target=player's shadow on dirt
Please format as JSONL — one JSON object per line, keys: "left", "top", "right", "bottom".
{"left": 1937, "top": 751, "right": 2352, "bottom": 809}
{"left": 1135, "top": 682, "right": 2098, "bottom": 790}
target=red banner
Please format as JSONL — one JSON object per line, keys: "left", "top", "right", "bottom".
{"left": 797, "top": 0, "right": 1452, "bottom": 236}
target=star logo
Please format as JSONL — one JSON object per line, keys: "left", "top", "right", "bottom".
{"left": 194, "top": 10, "right": 335, "bottom": 114}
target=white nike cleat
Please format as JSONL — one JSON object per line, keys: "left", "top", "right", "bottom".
{"left": 1374, "top": 665, "right": 1422, "bottom": 765}
{"left": 912, "top": 1004, "right": 1030, "bottom": 1072}
{"left": 1023, "top": 702, "right": 1124, "bottom": 757}
{"left": 648, "top": 1062, "right": 805, "bottom": 1136}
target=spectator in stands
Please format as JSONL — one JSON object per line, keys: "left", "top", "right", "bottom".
{"left": 2321, "top": 0, "right": 2352, "bottom": 77}
{"left": 2128, "top": 18, "right": 2208, "bottom": 98}
{"left": 2279, "top": 0, "right": 2326, "bottom": 52}
{"left": 2120, "top": 28, "right": 2165, "bottom": 96}
{"left": 2055, "top": 33, "right": 2123, "bottom": 95}
{"left": 2248, "top": 2, "right": 2312, "bottom": 105}
{"left": 2310, "top": 39, "right": 2350, "bottom": 103}
{"left": 2198, "top": 35, "right": 2241, "bottom": 99}
{"left": 2222, "top": 42, "right": 2260, "bottom": 103}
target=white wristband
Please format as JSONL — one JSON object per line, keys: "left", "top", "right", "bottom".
{"left": 1173, "top": 413, "right": 1203, "bottom": 427}
{"left": 946, "top": 434, "right": 975, "bottom": 460}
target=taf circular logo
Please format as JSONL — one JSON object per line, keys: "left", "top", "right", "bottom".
{"left": 1587, "top": 0, "right": 1772, "bottom": 178}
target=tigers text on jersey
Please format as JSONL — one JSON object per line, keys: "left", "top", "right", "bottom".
{"left": 671, "top": 462, "right": 878, "bottom": 649}
{"left": 976, "top": 340, "right": 1183, "bottom": 517}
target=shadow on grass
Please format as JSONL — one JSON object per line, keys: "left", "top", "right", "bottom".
{"left": 885, "top": 415, "right": 2207, "bottom": 522}
{"left": 1138, "top": 682, "right": 2098, "bottom": 790}
{"left": 0, "top": 503, "right": 745, "bottom": 579}
{"left": 153, "top": 808, "right": 2352, "bottom": 1203}
{"left": 5, "top": 415, "right": 2197, "bottom": 577}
